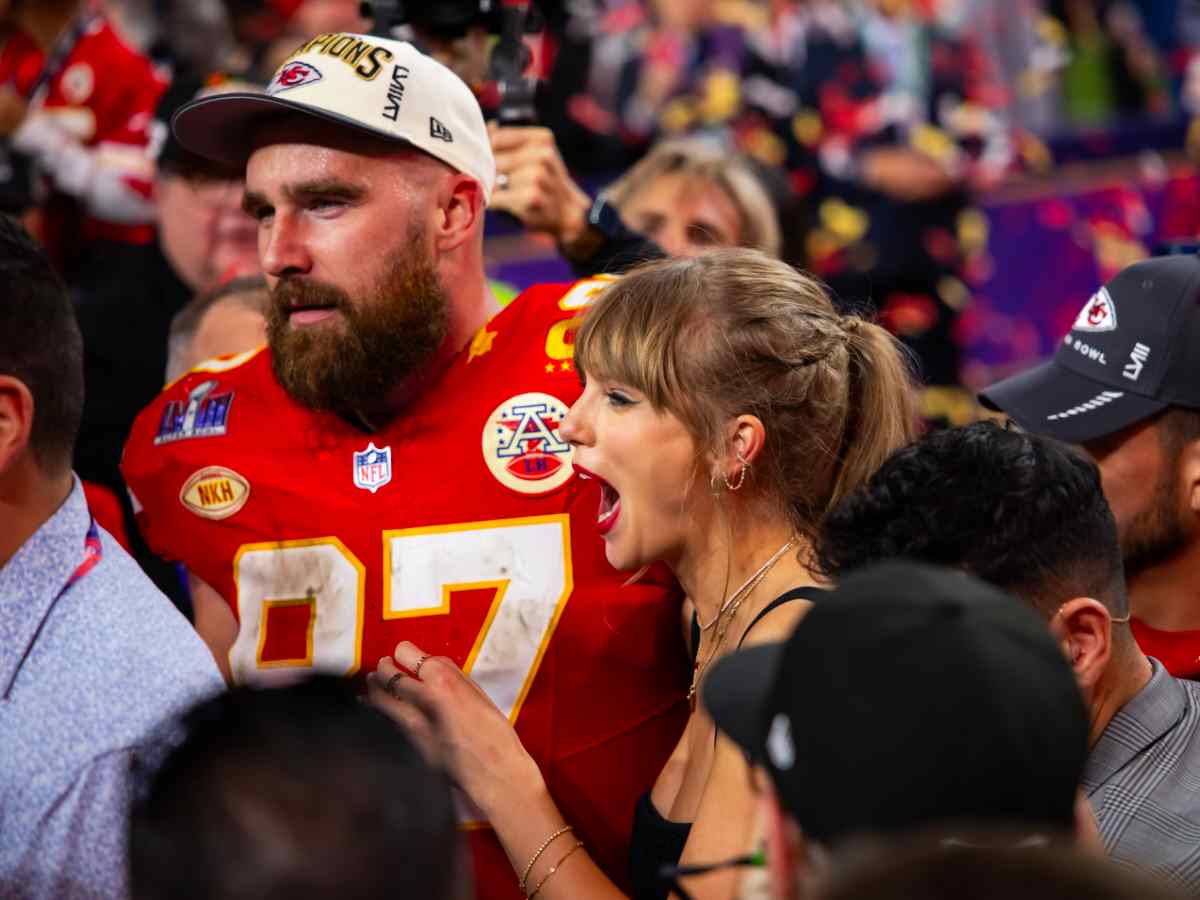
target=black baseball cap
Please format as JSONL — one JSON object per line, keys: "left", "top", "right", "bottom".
{"left": 979, "top": 255, "right": 1200, "bottom": 443}
{"left": 703, "top": 562, "right": 1089, "bottom": 844}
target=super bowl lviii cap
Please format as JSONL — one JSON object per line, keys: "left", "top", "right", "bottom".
{"left": 170, "top": 33, "right": 495, "bottom": 202}
{"left": 703, "top": 562, "right": 1089, "bottom": 845}
{"left": 979, "top": 255, "right": 1200, "bottom": 443}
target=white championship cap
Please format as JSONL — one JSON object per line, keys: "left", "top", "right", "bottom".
{"left": 171, "top": 33, "right": 496, "bottom": 202}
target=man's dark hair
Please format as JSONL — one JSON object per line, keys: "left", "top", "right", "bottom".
{"left": 130, "top": 676, "right": 465, "bottom": 900}
{"left": 818, "top": 838, "right": 1185, "bottom": 900}
{"left": 0, "top": 215, "right": 82, "bottom": 471}
{"left": 818, "top": 421, "right": 1127, "bottom": 618}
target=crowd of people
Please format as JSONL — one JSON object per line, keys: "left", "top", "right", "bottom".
{"left": 2, "top": 1, "right": 1200, "bottom": 899}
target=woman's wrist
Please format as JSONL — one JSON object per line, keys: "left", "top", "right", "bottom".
{"left": 478, "top": 747, "right": 552, "bottom": 823}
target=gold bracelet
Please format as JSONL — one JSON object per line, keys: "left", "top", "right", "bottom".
{"left": 528, "top": 841, "right": 584, "bottom": 899}
{"left": 518, "top": 826, "right": 573, "bottom": 893}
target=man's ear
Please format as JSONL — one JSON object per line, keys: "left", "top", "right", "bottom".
{"left": 0, "top": 375, "right": 33, "bottom": 476}
{"left": 1048, "top": 597, "right": 1112, "bottom": 692}
{"left": 433, "top": 174, "right": 486, "bottom": 254}
{"left": 1181, "top": 436, "right": 1200, "bottom": 519}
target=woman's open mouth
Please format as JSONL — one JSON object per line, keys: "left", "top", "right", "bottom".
{"left": 574, "top": 464, "right": 622, "bottom": 536}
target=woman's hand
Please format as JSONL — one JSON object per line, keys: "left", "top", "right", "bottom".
{"left": 366, "top": 641, "right": 546, "bottom": 818}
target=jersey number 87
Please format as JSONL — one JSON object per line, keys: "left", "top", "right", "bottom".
{"left": 229, "top": 514, "right": 572, "bottom": 724}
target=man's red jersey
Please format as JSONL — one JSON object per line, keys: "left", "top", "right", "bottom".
{"left": 122, "top": 280, "right": 689, "bottom": 898}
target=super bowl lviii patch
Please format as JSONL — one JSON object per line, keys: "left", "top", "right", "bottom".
{"left": 482, "top": 393, "right": 574, "bottom": 495}
{"left": 155, "top": 380, "right": 233, "bottom": 445}
{"left": 180, "top": 466, "right": 250, "bottom": 520}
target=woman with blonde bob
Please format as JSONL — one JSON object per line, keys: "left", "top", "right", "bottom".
{"left": 370, "top": 249, "right": 919, "bottom": 899}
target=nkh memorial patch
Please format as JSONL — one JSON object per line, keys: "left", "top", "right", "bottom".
{"left": 180, "top": 466, "right": 250, "bottom": 520}
{"left": 353, "top": 442, "right": 392, "bottom": 493}
{"left": 482, "top": 393, "right": 574, "bottom": 495}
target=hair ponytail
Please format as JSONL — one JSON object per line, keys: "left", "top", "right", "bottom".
{"left": 826, "top": 317, "right": 920, "bottom": 517}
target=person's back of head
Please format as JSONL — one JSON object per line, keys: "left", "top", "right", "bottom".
{"left": 166, "top": 275, "right": 268, "bottom": 381}
{"left": 818, "top": 420, "right": 1128, "bottom": 620}
{"left": 0, "top": 213, "right": 82, "bottom": 478}
{"left": 815, "top": 836, "right": 1187, "bottom": 900}
{"left": 130, "top": 676, "right": 467, "bottom": 900}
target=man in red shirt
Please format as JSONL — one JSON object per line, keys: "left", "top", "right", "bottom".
{"left": 122, "top": 32, "right": 686, "bottom": 899}
{"left": 981, "top": 256, "right": 1200, "bottom": 678}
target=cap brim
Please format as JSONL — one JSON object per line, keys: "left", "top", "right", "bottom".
{"left": 172, "top": 92, "right": 414, "bottom": 168}
{"left": 979, "top": 359, "right": 1167, "bottom": 444}
{"left": 702, "top": 642, "right": 784, "bottom": 759}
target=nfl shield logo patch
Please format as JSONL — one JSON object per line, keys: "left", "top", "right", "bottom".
{"left": 352, "top": 442, "right": 392, "bottom": 493}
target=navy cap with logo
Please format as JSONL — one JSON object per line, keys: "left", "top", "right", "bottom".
{"left": 702, "top": 562, "right": 1089, "bottom": 845}
{"left": 979, "top": 255, "right": 1200, "bottom": 444}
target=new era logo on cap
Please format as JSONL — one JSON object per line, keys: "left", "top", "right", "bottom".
{"left": 269, "top": 61, "right": 323, "bottom": 94}
{"left": 429, "top": 116, "right": 452, "bottom": 142}
{"left": 1073, "top": 287, "right": 1117, "bottom": 333}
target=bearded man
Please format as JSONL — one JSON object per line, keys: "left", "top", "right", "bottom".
{"left": 981, "top": 255, "right": 1200, "bottom": 678}
{"left": 121, "top": 35, "right": 687, "bottom": 900}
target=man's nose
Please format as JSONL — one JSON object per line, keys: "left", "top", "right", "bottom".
{"left": 260, "top": 214, "right": 312, "bottom": 278}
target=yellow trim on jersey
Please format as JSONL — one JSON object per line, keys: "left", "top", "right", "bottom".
{"left": 380, "top": 514, "right": 573, "bottom": 725}
{"left": 510, "top": 514, "right": 573, "bottom": 725}
{"left": 255, "top": 597, "right": 317, "bottom": 668}
{"left": 161, "top": 344, "right": 268, "bottom": 393}
{"left": 233, "top": 536, "right": 367, "bottom": 677}
{"left": 557, "top": 275, "right": 617, "bottom": 311}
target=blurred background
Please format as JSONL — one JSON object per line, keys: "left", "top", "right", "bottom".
{"left": 8, "top": 0, "right": 1200, "bottom": 440}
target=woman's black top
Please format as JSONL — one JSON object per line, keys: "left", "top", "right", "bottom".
{"left": 627, "top": 586, "right": 825, "bottom": 900}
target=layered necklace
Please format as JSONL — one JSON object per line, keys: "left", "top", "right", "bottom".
{"left": 687, "top": 538, "right": 796, "bottom": 710}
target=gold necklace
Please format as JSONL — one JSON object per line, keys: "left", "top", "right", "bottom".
{"left": 687, "top": 538, "right": 795, "bottom": 710}
{"left": 695, "top": 539, "right": 798, "bottom": 632}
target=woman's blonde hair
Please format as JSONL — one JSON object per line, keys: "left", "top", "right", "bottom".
{"left": 604, "top": 138, "right": 782, "bottom": 258}
{"left": 573, "top": 249, "right": 919, "bottom": 539}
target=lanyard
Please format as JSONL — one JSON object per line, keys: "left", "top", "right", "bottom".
{"left": 64, "top": 518, "right": 103, "bottom": 592}
{"left": 2, "top": 517, "right": 104, "bottom": 700}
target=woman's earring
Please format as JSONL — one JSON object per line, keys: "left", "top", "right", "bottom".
{"left": 723, "top": 453, "right": 749, "bottom": 492}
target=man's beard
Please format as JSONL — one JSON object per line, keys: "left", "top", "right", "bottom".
{"left": 1121, "top": 465, "right": 1190, "bottom": 578}
{"left": 266, "top": 235, "right": 450, "bottom": 420}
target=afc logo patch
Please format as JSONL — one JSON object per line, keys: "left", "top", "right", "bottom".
{"left": 482, "top": 393, "right": 574, "bottom": 495}
{"left": 353, "top": 442, "right": 392, "bottom": 493}
{"left": 269, "top": 61, "right": 323, "bottom": 94}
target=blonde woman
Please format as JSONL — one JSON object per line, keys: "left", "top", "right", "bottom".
{"left": 370, "top": 249, "right": 918, "bottom": 900}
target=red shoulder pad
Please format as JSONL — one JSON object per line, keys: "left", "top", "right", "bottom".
{"left": 121, "top": 348, "right": 270, "bottom": 566}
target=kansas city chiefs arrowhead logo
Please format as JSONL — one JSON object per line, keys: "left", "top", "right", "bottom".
{"left": 1073, "top": 287, "right": 1117, "bottom": 333}
{"left": 269, "top": 61, "right": 323, "bottom": 95}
